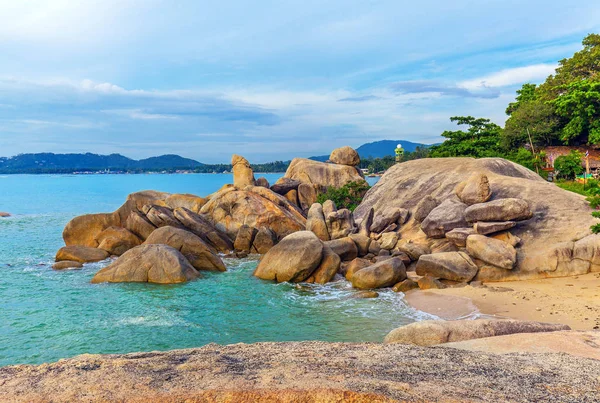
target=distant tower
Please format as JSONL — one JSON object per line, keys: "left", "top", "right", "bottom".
{"left": 395, "top": 144, "right": 404, "bottom": 163}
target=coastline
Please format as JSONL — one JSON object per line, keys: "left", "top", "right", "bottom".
{"left": 405, "top": 272, "right": 600, "bottom": 331}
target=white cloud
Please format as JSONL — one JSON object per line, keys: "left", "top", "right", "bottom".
{"left": 460, "top": 63, "right": 557, "bottom": 89}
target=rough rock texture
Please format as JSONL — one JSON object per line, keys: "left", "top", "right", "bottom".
{"left": 251, "top": 227, "right": 276, "bottom": 254}
{"left": 354, "top": 157, "right": 600, "bottom": 281}
{"left": 467, "top": 234, "right": 517, "bottom": 270}
{"left": 200, "top": 187, "right": 306, "bottom": 240}
{"left": 284, "top": 189, "right": 298, "bottom": 206}
{"left": 384, "top": 319, "right": 571, "bottom": 346}
{"left": 357, "top": 207, "right": 374, "bottom": 237}
{"left": 172, "top": 207, "right": 233, "bottom": 253}
{"left": 297, "top": 183, "right": 317, "bottom": 211}
{"left": 145, "top": 205, "right": 183, "bottom": 229}
{"left": 325, "top": 209, "right": 355, "bottom": 239}
{"left": 413, "top": 196, "right": 437, "bottom": 223}
{"left": 474, "top": 221, "right": 516, "bottom": 235}
{"left": 344, "top": 258, "right": 372, "bottom": 280}
{"left": 445, "top": 228, "right": 476, "bottom": 247}
{"left": 322, "top": 199, "right": 337, "bottom": 217}
{"left": 305, "top": 203, "right": 330, "bottom": 241}
{"left": 284, "top": 158, "right": 365, "bottom": 191}
{"left": 234, "top": 225, "right": 258, "bottom": 253}
{"left": 95, "top": 226, "right": 142, "bottom": 256}
{"left": 349, "top": 233, "right": 371, "bottom": 256}
{"left": 416, "top": 252, "right": 478, "bottom": 282}
{"left": 55, "top": 246, "right": 109, "bottom": 263}
{"left": 379, "top": 232, "right": 399, "bottom": 250}
{"left": 253, "top": 231, "right": 323, "bottom": 283}
{"left": 490, "top": 231, "right": 521, "bottom": 247}
{"left": 350, "top": 257, "right": 406, "bottom": 289}
{"left": 144, "top": 226, "right": 226, "bottom": 272}
{"left": 371, "top": 207, "right": 409, "bottom": 233}
{"left": 255, "top": 177, "right": 270, "bottom": 188}
{"left": 325, "top": 237, "right": 358, "bottom": 261}
{"left": 3, "top": 341, "right": 600, "bottom": 403}
{"left": 164, "top": 194, "right": 207, "bottom": 213}
{"left": 231, "top": 154, "right": 256, "bottom": 188}
{"left": 396, "top": 242, "right": 430, "bottom": 261}
{"left": 465, "top": 198, "right": 533, "bottom": 223}
{"left": 393, "top": 279, "right": 419, "bottom": 293}
{"left": 270, "top": 177, "right": 301, "bottom": 195}
{"left": 455, "top": 173, "right": 492, "bottom": 205}
{"left": 329, "top": 145, "right": 360, "bottom": 166}
{"left": 52, "top": 260, "right": 83, "bottom": 270}
{"left": 417, "top": 275, "right": 447, "bottom": 290}
{"left": 123, "top": 211, "right": 157, "bottom": 240}
{"left": 305, "top": 245, "right": 340, "bottom": 284}
{"left": 91, "top": 244, "right": 200, "bottom": 284}
{"left": 62, "top": 213, "right": 121, "bottom": 248}
{"left": 420, "top": 199, "right": 468, "bottom": 239}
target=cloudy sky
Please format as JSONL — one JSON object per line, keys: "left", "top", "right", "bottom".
{"left": 1, "top": 1, "right": 599, "bottom": 162}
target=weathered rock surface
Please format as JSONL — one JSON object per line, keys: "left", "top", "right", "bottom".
{"left": 416, "top": 252, "right": 479, "bottom": 282}
{"left": 350, "top": 257, "right": 406, "bottom": 289}
{"left": 413, "top": 196, "right": 437, "bottom": 223}
{"left": 329, "top": 146, "right": 360, "bottom": 166}
{"left": 297, "top": 183, "right": 317, "bottom": 211}
{"left": 379, "top": 232, "right": 399, "bottom": 250}
{"left": 145, "top": 205, "right": 183, "bottom": 229}
{"left": 234, "top": 225, "right": 257, "bottom": 253}
{"left": 325, "top": 237, "right": 358, "bottom": 261}
{"left": 357, "top": 207, "right": 374, "bottom": 236}
{"left": 231, "top": 154, "right": 255, "bottom": 188}
{"left": 465, "top": 198, "right": 532, "bottom": 223}
{"left": 384, "top": 319, "right": 570, "bottom": 346}
{"left": 123, "top": 211, "right": 156, "bottom": 240}
{"left": 96, "top": 226, "right": 142, "bottom": 256}
{"left": 371, "top": 207, "right": 409, "bottom": 233}
{"left": 467, "top": 234, "right": 517, "bottom": 270}
{"left": 91, "top": 244, "right": 200, "bottom": 284}
{"left": 55, "top": 245, "right": 109, "bottom": 263}
{"left": 253, "top": 231, "right": 323, "bottom": 283}
{"left": 344, "top": 257, "right": 372, "bottom": 280}
{"left": 490, "top": 230, "right": 521, "bottom": 247}
{"left": 349, "top": 233, "right": 371, "bottom": 256}
{"left": 62, "top": 213, "right": 121, "bottom": 248}
{"left": 200, "top": 187, "right": 305, "bottom": 240}
{"left": 322, "top": 199, "right": 337, "bottom": 217}
{"left": 251, "top": 227, "right": 276, "bottom": 254}
{"left": 254, "top": 177, "right": 270, "bottom": 188}
{"left": 144, "top": 226, "right": 226, "bottom": 272}
{"left": 3, "top": 340, "right": 600, "bottom": 403}
{"left": 354, "top": 157, "right": 600, "bottom": 281}
{"left": 455, "top": 173, "right": 492, "bottom": 205}
{"left": 284, "top": 158, "right": 365, "bottom": 191}
{"left": 474, "top": 221, "right": 516, "bottom": 235}
{"left": 172, "top": 207, "right": 233, "bottom": 253}
{"left": 392, "top": 278, "right": 419, "bottom": 293}
{"left": 164, "top": 194, "right": 207, "bottom": 213}
{"left": 326, "top": 208, "right": 355, "bottom": 239}
{"left": 52, "top": 260, "right": 83, "bottom": 270}
{"left": 284, "top": 189, "right": 298, "bottom": 206}
{"left": 305, "top": 245, "right": 340, "bottom": 284}
{"left": 305, "top": 203, "right": 330, "bottom": 241}
{"left": 417, "top": 275, "right": 447, "bottom": 290}
{"left": 420, "top": 199, "right": 468, "bottom": 238}
{"left": 270, "top": 177, "right": 300, "bottom": 195}
{"left": 445, "top": 227, "right": 476, "bottom": 247}
{"left": 396, "top": 241, "right": 430, "bottom": 261}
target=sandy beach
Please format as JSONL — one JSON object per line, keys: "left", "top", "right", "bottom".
{"left": 406, "top": 272, "right": 600, "bottom": 331}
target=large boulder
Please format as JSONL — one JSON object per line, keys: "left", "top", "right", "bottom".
{"left": 234, "top": 225, "right": 257, "bottom": 253}
{"left": 415, "top": 252, "right": 479, "bottom": 282}
{"left": 251, "top": 227, "right": 276, "bottom": 254}
{"left": 164, "top": 194, "right": 208, "bottom": 213}
{"left": 467, "top": 234, "right": 517, "bottom": 270}
{"left": 445, "top": 228, "right": 476, "bottom": 247}
{"left": 306, "top": 203, "right": 330, "bottom": 241}
{"left": 413, "top": 196, "right": 437, "bottom": 223}
{"left": 231, "top": 154, "right": 255, "bottom": 188}
{"left": 144, "top": 226, "right": 226, "bottom": 272}
{"left": 62, "top": 213, "right": 120, "bottom": 247}
{"left": 145, "top": 205, "right": 183, "bottom": 229}
{"left": 354, "top": 157, "right": 600, "bottom": 281}
{"left": 344, "top": 257, "right": 372, "bottom": 280}
{"left": 305, "top": 245, "right": 340, "bottom": 284}
{"left": 420, "top": 199, "right": 468, "bottom": 238}
{"left": 329, "top": 146, "right": 360, "bottom": 166}
{"left": 114, "top": 190, "right": 171, "bottom": 223}
{"left": 52, "top": 260, "right": 83, "bottom": 270}
{"left": 55, "top": 245, "right": 109, "bottom": 263}
{"left": 396, "top": 241, "right": 430, "bottom": 261}
{"left": 255, "top": 177, "right": 270, "bottom": 188}
{"left": 123, "top": 211, "right": 157, "bottom": 241}
{"left": 379, "top": 232, "right": 399, "bottom": 250}
{"left": 95, "top": 227, "right": 142, "bottom": 256}
{"left": 349, "top": 233, "right": 371, "bottom": 256}
{"left": 325, "top": 209, "right": 355, "bottom": 239}
{"left": 350, "top": 257, "right": 406, "bottom": 289}
{"left": 200, "top": 187, "right": 306, "bottom": 240}
{"left": 370, "top": 207, "right": 409, "bottom": 233}
{"left": 91, "top": 244, "right": 200, "bottom": 284}
{"left": 270, "top": 177, "right": 301, "bottom": 195}
{"left": 297, "top": 183, "right": 317, "bottom": 211}
{"left": 455, "top": 173, "right": 492, "bottom": 205}
{"left": 384, "top": 319, "right": 570, "bottom": 346}
{"left": 474, "top": 221, "right": 516, "bottom": 235}
{"left": 465, "top": 198, "right": 532, "bottom": 223}
{"left": 324, "top": 237, "right": 358, "bottom": 261}
{"left": 253, "top": 231, "right": 323, "bottom": 283}
{"left": 283, "top": 158, "right": 365, "bottom": 191}
{"left": 173, "top": 207, "right": 233, "bottom": 253}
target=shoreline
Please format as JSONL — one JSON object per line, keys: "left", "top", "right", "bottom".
{"left": 405, "top": 272, "right": 600, "bottom": 331}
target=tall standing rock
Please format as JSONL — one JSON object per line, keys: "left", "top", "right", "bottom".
{"left": 306, "top": 203, "right": 330, "bottom": 241}
{"left": 329, "top": 146, "right": 360, "bottom": 166}
{"left": 326, "top": 209, "right": 355, "bottom": 239}
{"left": 234, "top": 225, "right": 258, "bottom": 253}
{"left": 297, "top": 183, "right": 317, "bottom": 211}
{"left": 232, "top": 154, "right": 256, "bottom": 188}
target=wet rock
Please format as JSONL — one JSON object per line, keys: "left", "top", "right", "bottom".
{"left": 392, "top": 278, "right": 419, "bottom": 293}
{"left": 417, "top": 275, "right": 447, "bottom": 290}
{"left": 55, "top": 245, "right": 110, "bottom": 263}
{"left": 350, "top": 257, "right": 406, "bottom": 290}
{"left": 352, "top": 290, "right": 379, "bottom": 299}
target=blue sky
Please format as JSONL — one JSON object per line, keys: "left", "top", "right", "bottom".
{"left": 0, "top": 1, "right": 599, "bottom": 163}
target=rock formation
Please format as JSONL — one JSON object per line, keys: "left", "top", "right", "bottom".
{"left": 231, "top": 154, "right": 255, "bottom": 188}
{"left": 329, "top": 146, "right": 360, "bottom": 166}
{"left": 283, "top": 157, "right": 365, "bottom": 191}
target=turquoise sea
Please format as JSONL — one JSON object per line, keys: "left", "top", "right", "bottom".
{"left": 0, "top": 174, "right": 431, "bottom": 367}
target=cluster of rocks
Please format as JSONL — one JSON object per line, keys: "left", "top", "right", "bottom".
{"left": 0, "top": 212, "right": 10, "bottom": 217}
{"left": 53, "top": 148, "right": 368, "bottom": 284}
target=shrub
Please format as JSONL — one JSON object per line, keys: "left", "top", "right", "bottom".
{"left": 553, "top": 150, "right": 583, "bottom": 180}
{"left": 316, "top": 181, "right": 370, "bottom": 212}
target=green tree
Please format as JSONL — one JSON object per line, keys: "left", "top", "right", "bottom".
{"left": 553, "top": 150, "right": 584, "bottom": 180}
{"left": 502, "top": 101, "right": 560, "bottom": 149}
{"left": 506, "top": 83, "right": 538, "bottom": 116}
{"left": 429, "top": 116, "right": 503, "bottom": 158}
{"left": 552, "top": 80, "right": 600, "bottom": 144}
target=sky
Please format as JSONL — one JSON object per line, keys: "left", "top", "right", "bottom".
{"left": 0, "top": 1, "right": 599, "bottom": 163}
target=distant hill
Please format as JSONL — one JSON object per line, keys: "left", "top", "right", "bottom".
{"left": 0, "top": 153, "right": 204, "bottom": 173}
{"left": 310, "top": 140, "right": 431, "bottom": 161}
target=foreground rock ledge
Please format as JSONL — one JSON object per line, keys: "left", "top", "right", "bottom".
{"left": 2, "top": 341, "right": 599, "bottom": 403}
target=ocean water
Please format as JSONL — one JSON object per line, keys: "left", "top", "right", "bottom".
{"left": 0, "top": 174, "right": 431, "bottom": 367}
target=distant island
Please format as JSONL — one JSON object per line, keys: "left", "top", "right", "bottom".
{"left": 0, "top": 140, "right": 433, "bottom": 174}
